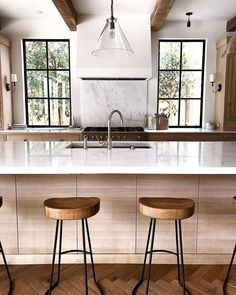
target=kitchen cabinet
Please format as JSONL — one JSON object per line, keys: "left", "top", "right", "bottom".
{"left": 222, "top": 133, "right": 236, "bottom": 141}
{"left": 0, "top": 35, "right": 12, "bottom": 130}
{"left": 146, "top": 132, "right": 222, "bottom": 141}
{"left": 215, "top": 37, "right": 236, "bottom": 130}
{"left": 6, "top": 134, "right": 43, "bottom": 141}
{"left": 6, "top": 132, "right": 81, "bottom": 142}
{"left": 0, "top": 134, "right": 5, "bottom": 141}
{"left": 42, "top": 133, "right": 81, "bottom": 141}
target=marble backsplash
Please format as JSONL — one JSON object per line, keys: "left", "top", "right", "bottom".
{"left": 80, "top": 80, "right": 147, "bottom": 127}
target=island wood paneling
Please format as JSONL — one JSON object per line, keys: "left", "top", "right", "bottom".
{"left": 77, "top": 175, "right": 136, "bottom": 254}
{"left": 0, "top": 175, "right": 17, "bottom": 253}
{"left": 16, "top": 175, "right": 77, "bottom": 254}
{"left": 136, "top": 175, "right": 199, "bottom": 255}
{"left": 197, "top": 175, "right": 236, "bottom": 253}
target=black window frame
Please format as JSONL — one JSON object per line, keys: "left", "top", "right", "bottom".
{"left": 23, "top": 39, "right": 71, "bottom": 128}
{"left": 157, "top": 39, "right": 206, "bottom": 128}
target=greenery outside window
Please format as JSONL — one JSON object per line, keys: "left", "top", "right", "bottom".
{"left": 158, "top": 40, "right": 205, "bottom": 127}
{"left": 23, "top": 39, "right": 71, "bottom": 127}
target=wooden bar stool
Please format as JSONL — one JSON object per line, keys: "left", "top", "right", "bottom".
{"left": 132, "top": 197, "right": 195, "bottom": 295}
{"left": 223, "top": 196, "right": 236, "bottom": 294}
{"left": 44, "top": 197, "right": 103, "bottom": 295}
{"left": 0, "top": 196, "right": 13, "bottom": 295}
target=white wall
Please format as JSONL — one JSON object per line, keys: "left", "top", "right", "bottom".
{"left": 148, "top": 20, "right": 226, "bottom": 127}
{"left": 0, "top": 18, "right": 227, "bottom": 128}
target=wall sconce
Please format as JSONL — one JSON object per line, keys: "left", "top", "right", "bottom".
{"left": 186, "top": 12, "right": 193, "bottom": 28}
{"left": 5, "top": 74, "right": 17, "bottom": 93}
{"left": 210, "top": 73, "right": 222, "bottom": 93}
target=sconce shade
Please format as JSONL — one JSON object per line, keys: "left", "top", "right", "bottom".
{"left": 92, "top": 18, "right": 133, "bottom": 57}
{"left": 11, "top": 74, "right": 17, "bottom": 83}
{"left": 210, "top": 73, "right": 216, "bottom": 83}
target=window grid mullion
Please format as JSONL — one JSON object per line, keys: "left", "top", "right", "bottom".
{"left": 46, "top": 41, "right": 50, "bottom": 126}
{"left": 178, "top": 42, "right": 183, "bottom": 126}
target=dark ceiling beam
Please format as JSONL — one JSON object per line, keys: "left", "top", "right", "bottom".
{"left": 227, "top": 16, "right": 236, "bottom": 32}
{"left": 151, "top": 0, "right": 175, "bottom": 31}
{"left": 52, "top": 0, "right": 77, "bottom": 31}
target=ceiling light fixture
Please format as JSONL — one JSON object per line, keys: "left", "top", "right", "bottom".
{"left": 91, "top": 0, "right": 134, "bottom": 57}
{"left": 186, "top": 12, "right": 193, "bottom": 28}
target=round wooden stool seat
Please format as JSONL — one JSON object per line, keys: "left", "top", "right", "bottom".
{"left": 0, "top": 196, "right": 2, "bottom": 208}
{"left": 139, "top": 197, "right": 195, "bottom": 220}
{"left": 44, "top": 197, "right": 100, "bottom": 220}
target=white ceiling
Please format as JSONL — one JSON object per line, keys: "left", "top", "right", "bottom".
{"left": 0, "top": 0, "right": 235, "bottom": 21}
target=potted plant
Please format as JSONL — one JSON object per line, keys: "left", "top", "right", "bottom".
{"left": 155, "top": 112, "right": 170, "bottom": 130}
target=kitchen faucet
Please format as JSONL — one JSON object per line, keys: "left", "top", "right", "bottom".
{"left": 107, "top": 110, "right": 124, "bottom": 149}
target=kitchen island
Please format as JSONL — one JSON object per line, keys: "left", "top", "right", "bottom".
{"left": 0, "top": 140, "right": 236, "bottom": 265}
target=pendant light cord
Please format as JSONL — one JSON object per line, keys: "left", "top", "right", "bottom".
{"left": 111, "top": 0, "right": 114, "bottom": 20}
{"left": 110, "top": 0, "right": 115, "bottom": 29}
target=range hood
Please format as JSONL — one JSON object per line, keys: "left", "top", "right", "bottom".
{"left": 76, "top": 14, "right": 152, "bottom": 79}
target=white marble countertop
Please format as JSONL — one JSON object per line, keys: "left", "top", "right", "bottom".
{"left": 1, "top": 141, "right": 236, "bottom": 174}
{"left": 0, "top": 127, "right": 235, "bottom": 134}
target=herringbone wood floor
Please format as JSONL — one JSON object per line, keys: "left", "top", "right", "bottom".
{"left": 0, "top": 264, "right": 236, "bottom": 295}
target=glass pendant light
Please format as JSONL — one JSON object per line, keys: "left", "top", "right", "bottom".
{"left": 91, "top": 0, "right": 134, "bottom": 57}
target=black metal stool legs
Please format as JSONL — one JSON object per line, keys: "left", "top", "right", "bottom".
{"left": 175, "top": 220, "right": 190, "bottom": 295}
{"left": 132, "top": 218, "right": 154, "bottom": 295}
{"left": 45, "top": 219, "right": 103, "bottom": 295}
{"left": 223, "top": 243, "right": 236, "bottom": 294}
{"left": 132, "top": 219, "right": 190, "bottom": 295}
{"left": 82, "top": 219, "right": 89, "bottom": 295}
{"left": 0, "top": 241, "right": 13, "bottom": 295}
{"left": 45, "top": 220, "right": 62, "bottom": 295}
{"left": 85, "top": 219, "right": 104, "bottom": 295}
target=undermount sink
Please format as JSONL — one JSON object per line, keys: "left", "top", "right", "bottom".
{"left": 66, "top": 142, "right": 151, "bottom": 149}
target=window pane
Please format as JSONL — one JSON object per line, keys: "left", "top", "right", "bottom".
{"left": 27, "top": 71, "right": 48, "bottom": 98}
{"left": 48, "top": 41, "right": 69, "bottom": 69}
{"left": 28, "top": 99, "right": 49, "bottom": 125}
{"left": 160, "top": 42, "right": 180, "bottom": 70}
{"left": 49, "top": 71, "right": 70, "bottom": 98}
{"left": 180, "top": 100, "right": 201, "bottom": 126}
{"left": 25, "top": 41, "right": 46, "bottom": 69}
{"left": 182, "top": 42, "right": 203, "bottom": 69}
{"left": 181, "top": 71, "right": 202, "bottom": 98}
{"left": 159, "top": 71, "right": 179, "bottom": 98}
{"left": 50, "top": 99, "right": 71, "bottom": 126}
{"left": 158, "top": 99, "right": 179, "bottom": 126}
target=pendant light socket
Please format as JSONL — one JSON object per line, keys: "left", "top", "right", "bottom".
{"left": 186, "top": 12, "right": 193, "bottom": 28}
